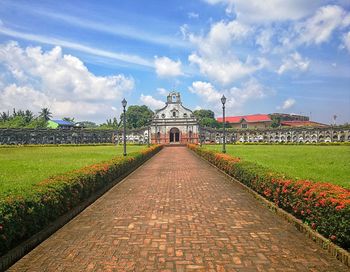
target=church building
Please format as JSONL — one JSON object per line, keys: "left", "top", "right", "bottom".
{"left": 151, "top": 92, "right": 199, "bottom": 144}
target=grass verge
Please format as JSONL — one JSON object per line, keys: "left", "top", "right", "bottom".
{"left": 0, "top": 145, "right": 162, "bottom": 257}
{"left": 0, "top": 145, "right": 146, "bottom": 198}
{"left": 205, "top": 144, "right": 350, "bottom": 188}
{"left": 188, "top": 144, "right": 350, "bottom": 251}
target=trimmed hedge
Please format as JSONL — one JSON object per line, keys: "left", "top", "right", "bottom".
{"left": 0, "top": 145, "right": 162, "bottom": 256}
{"left": 188, "top": 144, "right": 350, "bottom": 250}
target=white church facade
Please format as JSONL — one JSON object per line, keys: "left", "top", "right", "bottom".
{"left": 151, "top": 92, "right": 199, "bottom": 144}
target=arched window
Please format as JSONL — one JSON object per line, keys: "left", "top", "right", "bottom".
{"left": 183, "top": 113, "right": 188, "bottom": 118}
{"left": 173, "top": 112, "right": 176, "bottom": 117}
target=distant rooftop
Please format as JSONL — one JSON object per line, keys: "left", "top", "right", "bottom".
{"left": 50, "top": 120, "right": 75, "bottom": 126}
{"left": 217, "top": 114, "right": 271, "bottom": 123}
{"left": 280, "top": 121, "right": 328, "bottom": 127}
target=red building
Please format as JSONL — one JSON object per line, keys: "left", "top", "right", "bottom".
{"left": 217, "top": 114, "right": 272, "bottom": 129}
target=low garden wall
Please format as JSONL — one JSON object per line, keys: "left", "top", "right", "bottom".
{"left": 188, "top": 144, "right": 350, "bottom": 251}
{"left": 0, "top": 145, "right": 163, "bottom": 258}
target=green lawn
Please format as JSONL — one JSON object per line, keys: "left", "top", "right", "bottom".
{"left": 205, "top": 145, "right": 350, "bottom": 188}
{"left": 0, "top": 145, "right": 146, "bottom": 197}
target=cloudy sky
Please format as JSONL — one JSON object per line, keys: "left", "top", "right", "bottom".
{"left": 0, "top": 0, "right": 349, "bottom": 124}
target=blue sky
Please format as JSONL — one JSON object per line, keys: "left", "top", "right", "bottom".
{"left": 0, "top": 0, "right": 349, "bottom": 124}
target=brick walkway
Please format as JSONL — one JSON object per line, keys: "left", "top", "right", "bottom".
{"left": 9, "top": 147, "right": 348, "bottom": 271}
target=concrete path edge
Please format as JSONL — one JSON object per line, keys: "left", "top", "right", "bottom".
{"left": 189, "top": 148, "right": 350, "bottom": 268}
{"left": 0, "top": 149, "right": 162, "bottom": 272}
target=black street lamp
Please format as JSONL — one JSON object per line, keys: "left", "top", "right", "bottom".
{"left": 122, "top": 98, "right": 127, "bottom": 156}
{"left": 221, "top": 95, "right": 226, "bottom": 153}
{"left": 148, "top": 116, "right": 153, "bottom": 147}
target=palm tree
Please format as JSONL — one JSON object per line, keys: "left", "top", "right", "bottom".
{"left": 39, "top": 108, "right": 52, "bottom": 121}
{"left": 0, "top": 111, "right": 9, "bottom": 121}
{"left": 24, "top": 110, "right": 34, "bottom": 123}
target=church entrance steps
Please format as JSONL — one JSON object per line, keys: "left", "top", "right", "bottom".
{"left": 164, "top": 143, "right": 187, "bottom": 147}
{"left": 9, "top": 147, "right": 348, "bottom": 271}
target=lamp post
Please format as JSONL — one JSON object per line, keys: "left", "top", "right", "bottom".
{"left": 221, "top": 95, "right": 226, "bottom": 153}
{"left": 122, "top": 98, "right": 127, "bottom": 156}
{"left": 148, "top": 116, "right": 152, "bottom": 147}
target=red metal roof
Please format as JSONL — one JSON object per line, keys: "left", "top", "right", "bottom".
{"left": 280, "top": 121, "right": 328, "bottom": 127}
{"left": 217, "top": 114, "right": 271, "bottom": 123}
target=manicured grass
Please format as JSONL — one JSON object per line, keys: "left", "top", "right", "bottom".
{"left": 205, "top": 145, "right": 350, "bottom": 188}
{"left": 0, "top": 145, "right": 146, "bottom": 197}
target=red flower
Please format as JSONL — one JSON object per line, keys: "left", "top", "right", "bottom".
{"left": 330, "top": 235, "right": 336, "bottom": 241}
{"left": 335, "top": 205, "right": 345, "bottom": 211}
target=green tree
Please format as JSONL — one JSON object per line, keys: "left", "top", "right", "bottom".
{"left": 123, "top": 105, "right": 153, "bottom": 129}
{"left": 0, "top": 111, "right": 9, "bottom": 122}
{"left": 270, "top": 115, "right": 281, "bottom": 128}
{"left": 193, "top": 109, "right": 215, "bottom": 120}
{"left": 193, "top": 109, "right": 221, "bottom": 128}
{"left": 39, "top": 108, "right": 52, "bottom": 121}
{"left": 24, "top": 110, "right": 34, "bottom": 123}
{"left": 77, "top": 121, "right": 98, "bottom": 128}
{"left": 25, "top": 117, "right": 48, "bottom": 128}
{"left": 4, "top": 115, "right": 27, "bottom": 128}
{"left": 99, "top": 117, "right": 119, "bottom": 129}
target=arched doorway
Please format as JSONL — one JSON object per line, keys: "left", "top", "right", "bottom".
{"left": 169, "top": 127, "right": 180, "bottom": 143}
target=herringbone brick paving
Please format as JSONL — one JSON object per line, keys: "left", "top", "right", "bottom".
{"left": 9, "top": 147, "right": 348, "bottom": 271}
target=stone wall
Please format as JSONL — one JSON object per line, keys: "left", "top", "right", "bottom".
{"left": 1, "top": 126, "right": 349, "bottom": 145}
{"left": 0, "top": 128, "right": 149, "bottom": 145}
{"left": 200, "top": 126, "right": 350, "bottom": 143}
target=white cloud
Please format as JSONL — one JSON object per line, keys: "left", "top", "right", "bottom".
{"left": 0, "top": 42, "right": 134, "bottom": 121}
{"left": 38, "top": 10, "right": 188, "bottom": 48}
{"left": 203, "top": 0, "right": 322, "bottom": 22}
{"left": 342, "top": 31, "right": 350, "bottom": 53}
{"left": 277, "top": 52, "right": 310, "bottom": 74}
{"left": 157, "top": 88, "right": 169, "bottom": 96}
{"left": 188, "top": 12, "right": 199, "bottom": 19}
{"left": 256, "top": 28, "right": 274, "bottom": 53}
{"left": 0, "top": 26, "right": 153, "bottom": 67}
{"left": 294, "top": 5, "right": 348, "bottom": 46}
{"left": 188, "top": 78, "right": 268, "bottom": 115}
{"left": 180, "top": 24, "right": 189, "bottom": 40}
{"left": 188, "top": 20, "right": 266, "bottom": 85}
{"left": 278, "top": 98, "right": 296, "bottom": 110}
{"left": 140, "top": 94, "right": 165, "bottom": 110}
{"left": 154, "top": 56, "right": 183, "bottom": 77}
{"left": 189, "top": 81, "right": 222, "bottom": 102}
{"left": 0, "top": 84, "right": 50, "bottom": 110}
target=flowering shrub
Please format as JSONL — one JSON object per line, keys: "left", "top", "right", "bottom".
{"left": 188, "top": 144, "right": 350, "bottom": 250}
{"left": 0, "top": 145, "right": 162, "bottom": 256}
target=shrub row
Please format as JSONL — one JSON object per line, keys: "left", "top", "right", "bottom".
{"left": 0, "top": 145, "right": 162, "bottom": 256}
{"left": 188, "top": 144, "right": 350, "bottom": 250}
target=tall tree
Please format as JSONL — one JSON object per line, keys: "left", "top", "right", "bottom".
{"left": 77, "top": 121, "right": 98, "bottom": 128}
{"left": 123, "top": 105, "right": 153, "bottom": 129}
{"left": 39, "top": 108, "right": 52, "bottom": 121}
{"left": 24, "top": 110, "right": 34, "bottom": 123}
{"left": 193, "top": 109, "right": 220, "bottom": 128}
{"left": 0, "top": 111, "right": 9, "bottom": 122}
{"left": 193, "top": 109, "right": 215, "bottom": 120}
